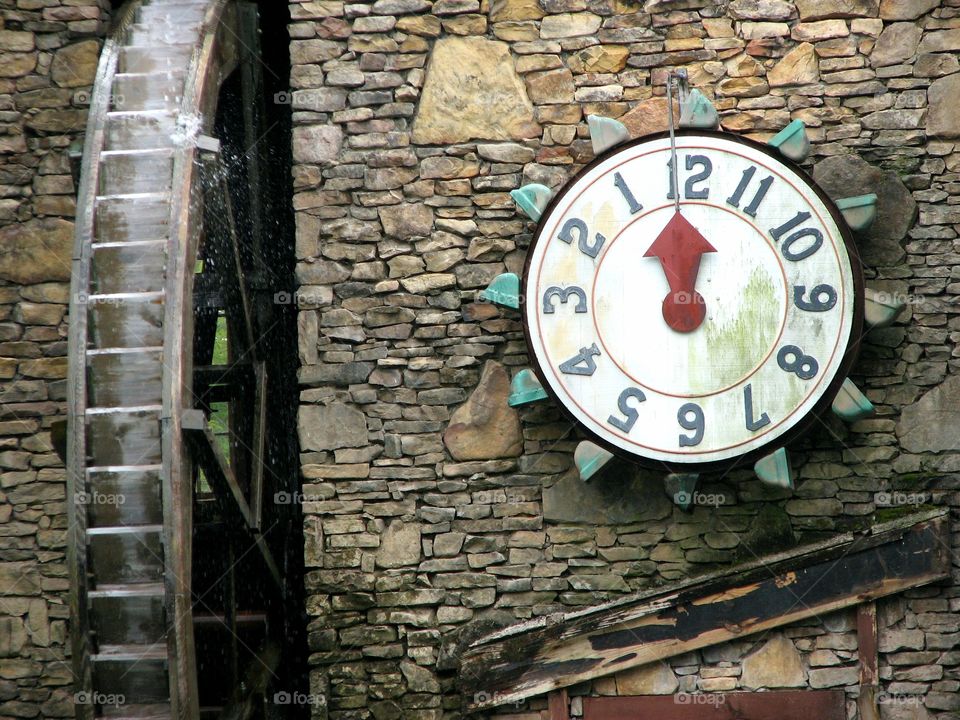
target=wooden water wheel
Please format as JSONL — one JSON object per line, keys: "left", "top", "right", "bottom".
{"left": 66, "top": 1, "right": 302, "bottom": 717}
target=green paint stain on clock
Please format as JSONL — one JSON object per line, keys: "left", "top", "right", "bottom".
{"left": 690, "top": 269, "right": 780, "bottom": 392}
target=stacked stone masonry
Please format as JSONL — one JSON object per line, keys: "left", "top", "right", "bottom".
{"left": 289, "top": 0, "right": 960, "bottom": 719}
{"left": 0, "top": 0, "right": 110, "bottom": 719}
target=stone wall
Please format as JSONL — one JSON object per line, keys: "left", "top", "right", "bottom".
{"left": 0, "top": 1, "right": 109, "bottom": 718}
{"left": 285, "top": 0, "right": 960, "bottom": 719}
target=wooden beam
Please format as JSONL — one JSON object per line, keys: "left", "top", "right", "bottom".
{"left": 181, "top": 409, "right": 282, "bottom": 590}
{"left": 857, "top": 603, "right": 880, "bottom": 720}
{"left": 582, "top": 691, "right": 845, "bottom": 720}
{"left": 548, "top": 689, "right": 570, "bottom": 720}
{"left": 459, "top": 511, "right": 950, "bottom": 710}
{"left": 248, "top": 361, "right": 267, "bottom": 530}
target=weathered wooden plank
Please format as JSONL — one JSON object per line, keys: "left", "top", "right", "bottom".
{"left": 583, "top": 691, "right": 845, "bottom": 720}
{"left": 460, "top": 511, "right": 950, "bottom": 710}
{"left": 548, "top": 689, "right": 570, "bottom": 720}
{"left": 857, "top": 602, "right": 880, "bottom": 720}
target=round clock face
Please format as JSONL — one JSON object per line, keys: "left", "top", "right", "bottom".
{"left": 524, "top": 131, "right": 863, "bottom": 467}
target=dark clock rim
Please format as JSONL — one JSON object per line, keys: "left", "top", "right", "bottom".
{"left": 519, "top": 127, "right": 867, "bottom": 475}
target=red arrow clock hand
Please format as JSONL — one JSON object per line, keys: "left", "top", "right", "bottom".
{"left": 644, "top": 211, "right": 717, "bottom": 333}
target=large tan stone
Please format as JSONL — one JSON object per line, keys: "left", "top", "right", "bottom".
{"left": 880, "top": 0, "right": 938, "bottom": 19}
{"left": 795, "top": 0, "right": 879, "bottom": 19}
{"left": 615, "top": 662, "right": 679, "bottom": 694}
{"left": 927, "top": 74, "right": 960, "bottom": 139}
{"left": 619, "top": 96, "right": 680, "bottom": 138}
{"left": 443, "top": 360, "right": 522, "bottom": 461}
{"left": 489, "top": 0, "right": 544, "bottom": 21}
{"left": 870, "top": 22, "right": 921, "bottom": 67}
{"left": 741, "top": 634, "right": 807, "bottom": 689}
{"left": 768, "top": 42, "right": 819, "bottom": 85}
{"left": 0, "top": 53, "right": 37, "bottom": 78}
{"left": 376, "top": 520, "right": 422, "bottom": 568}
{"left": 0, "top": 218, "right": 73, "bottom": 284}
{"left": 50, "top": 40, "right": 100, "bottom": 88}
{"left": 897, "top": 375, "right": 960, "bottom": 453}
{"left": 525, "top": 68, "right": 575, "bottom": 104}
{"left": 540, "top": 12, "right": 602, "bottom": 39}
{"left": 568, "top": 45, "right": 630, "bottom": 74}
{"left": 298, "top": 403, "right": 368, "bottom": 451}
{"left": 412, "top": 37, "right": 540, "bottom": 144}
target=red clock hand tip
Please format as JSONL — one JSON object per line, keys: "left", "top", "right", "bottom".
{"left": 645, "top": 211, "right": 717, "bottom": 333}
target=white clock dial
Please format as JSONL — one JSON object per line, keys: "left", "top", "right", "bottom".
{"left": 524, "top": 132, "right": 861, "bottom": 466}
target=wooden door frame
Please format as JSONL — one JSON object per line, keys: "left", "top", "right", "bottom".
{"left": 578, "top": 690, "right": 846, "bottom": 720}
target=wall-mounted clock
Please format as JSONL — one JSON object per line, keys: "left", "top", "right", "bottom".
{"left": 523, "top": 129, "right": 863, "bottom": 471}
{"left": 480, "top": 82, "right": 903, "bottom": 491}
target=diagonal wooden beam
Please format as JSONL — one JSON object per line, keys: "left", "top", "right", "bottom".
{"left": 459, "top": 510, "right": 950, "bottom": 710}
{"left": 182, "top": 409, "right": 282, "bottom": 590}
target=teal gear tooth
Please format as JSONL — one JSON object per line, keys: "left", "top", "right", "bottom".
{"left": 679, "top": 89, "right": 718, "bottom": 129}
{"left": 478, "top": 272, "right": 520, "bottom": 309}
{"left": 832, "top": 378, "right": 875, "bottom": 422}
{"left": 668, "top": 473, "right": 700, "bottom": 511}
{"left": 575, "top": 441, "right": 613, "bottom": 481}
{"left": 587, "top": 114, "right": 631, "bottom": 155}
{"left": 768, "top": 119, "right": 810, "bottom": 162}
{"left": 508, "top": 369, "right": 548, "bottom": 407}
{"left": 864, "top": 286, "right": 905, "bottom": 328}
{"left": 510, "top": 183, "right": 554, "bottom": 222}
{"left": 836, "top": 193, "right": 878, "bottom": 231}
{"left": 754, "top": 447, "right": 794, "bottom": 489}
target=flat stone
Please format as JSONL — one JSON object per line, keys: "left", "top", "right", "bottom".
{"left": 379, "top": 203, "right": 434, "bottom": 238}
{"left": 376, "top": 520, "right": 421, "bottom": 568}
{"left": 768, "top": 42, "right": 819, "bottom": 86}
{"left": 412, "top": 37, "right": 540, "bottom": 143}
{"left": 400, "top": 661, "right": 441, "bottom": 692}
{"left": 809, "top": 666, "right": 860, "bottom": 688}
{"left": 897, "top": 375, "right": 960, "bottom": 453}
{"left": 490, "top": 0, "right": 544, "bottom": 20}
{"left": 914, "top": 53, "right": 960, "bottom": 78}
{"left": 792, "top": 20, "right": 849, "bottom": 41}
{"left": 0, "top": 218, "right": 73, "bottom": 284}
{"left": 525, "top": 68, "right": 575, "bottom": 104}
{"left": 292, "top": 125, "right": 342, "bottom": 164}
{"left": 50, "top": 40, "right": 100, "bottom": 88}
{"left": 718, "top": 75, "right": 770, "bottom": 96}
{"left": 540, "top": 12, "right": 601, "bottom": 39}
{"left": 619, "top": 96, "right": 680, "bottom": 138}
{"left": 443, "top": 360, "right": 522, "bottom": 461}
{"left": 0, "top": 53, "right": 36, "bottom": 78}
{"left": 927, "top": 74, "right": 960, "bottom": 139}
{"left": 0, "top": 618, "right": 26, "bottom": 658}
{"left": 795, "top": 0, "right": 879, "bottom": 20}
{"left": 879, "top": 0, "right": 938, "bottom": 19}
{"left": 298, "top": 403, "right": 367, "bottom": 451}
{"left": 0, "top": 31, "right": 34, "bottom": 53}
{"left": 568, "top": 45, "right": 630, "bottom": 74}
{"left": 812, "top": 154, "right": 916, "bottom": 266}
{"left": 544, "top": 465, "right": 673, "bottom": 524}
{"left": 616, "top": 662, "right": 679, "bottom": 694}
{"left": 729, "top": 0, "right": 795, "bottom": 20}
{"left": 918, "top": 29, "right": 960, "bottom": 54}
{"left": 741, "top": 634, "right": 807, "bottom": 688}
{"left": 870, "top": 22, "right": 921, "bottom": 67}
